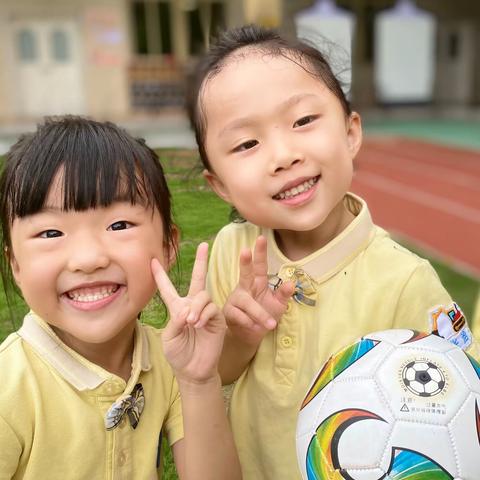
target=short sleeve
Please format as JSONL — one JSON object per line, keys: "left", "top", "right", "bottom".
{"left": 163, "top": 377, "right": 183, "bottom": 447}
{"left": 0, "top": 414, "right": 22, "bottom": 479}
{"left": 394, "top": 260, "right": 479, "bottom": 359}
{"left": 393, "top": 260, "right": 452, "bottom": 331}
{"left": 472, "top": 290, "right": 480, "bottom": 340}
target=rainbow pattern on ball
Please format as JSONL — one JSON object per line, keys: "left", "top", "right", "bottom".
{"left": 401, "top": 330, "right": 430, "bottom": 344}
{"left": 476, "top": 401, "right": 480, "bottom": 446}
{"left": 467, "top": 353, "right": 480, "bottom": 380}
{"left": 305, "top": 408, "right": 383, "bottom": 480}
{"left": 387, "top": 447, "right": 453, "bottom": 479}
{"left": 305, "top": 409, "right": 453, "bottom": 480}
{"left": 301, "top": 338, "right": 378, "bottom": 409}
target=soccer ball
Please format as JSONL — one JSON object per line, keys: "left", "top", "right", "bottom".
{"left": 296, "top": 329, "right": 480, "bottom": 480}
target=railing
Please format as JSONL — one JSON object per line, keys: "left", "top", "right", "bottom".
{"left": 128, "top": 56, "right": 186, "bottom": 110}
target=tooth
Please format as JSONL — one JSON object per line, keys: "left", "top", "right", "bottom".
{"left": 68, "top": 288, "right": 117, "bottom": 302}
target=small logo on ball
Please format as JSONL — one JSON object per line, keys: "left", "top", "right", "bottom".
{"left": 402, "top": 360, "right": 446, "bottom": 397}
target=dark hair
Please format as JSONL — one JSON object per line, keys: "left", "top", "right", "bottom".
{"left": 0, "top": 116, "right": 175, "bottom": 297}
{"left": 186, "top": 24, "right": 352, "bottom": 170}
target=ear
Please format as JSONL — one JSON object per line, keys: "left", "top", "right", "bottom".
{"left": 9, "top": 252, "right": 21, "bottom": 287}
{"left": 164, "top": 225, "right": 180, "bottom": 270}
{"left": 346, "top": 112, "right": 362, "bottom": 158}
{"left": 203, "top": 169, "right": 232, "bottom": 204}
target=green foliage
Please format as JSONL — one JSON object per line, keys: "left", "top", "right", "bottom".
{"left": 0, "top": 149, "right": 478, "bottom": 479}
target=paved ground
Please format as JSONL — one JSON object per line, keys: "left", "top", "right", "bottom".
{"left": 363, "top": 118, "right": 480, "bottom": 150}
{"left": 0, "top": 112, "right": 196, "bottom": 155}
{"left": 352, "top": 137, "right": 480, "bottom": 278}
{"left": 1, "top": 110, "right": 480, "bottom": 153}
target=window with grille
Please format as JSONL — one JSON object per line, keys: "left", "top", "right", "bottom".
{"left": 131, "top": 1, "right": 172, "bottom": 55}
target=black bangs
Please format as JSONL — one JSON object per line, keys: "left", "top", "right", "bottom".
{"left": 0, "top": 116, "right": 175, "bottom": 309}
{"left": 4, "top": 117, "right": 166, "bottom": 223}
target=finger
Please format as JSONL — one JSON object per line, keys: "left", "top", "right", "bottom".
{"left": 252, "top": 235, "right": 268, "bottom": 281}
{"left": 275, "top": 280, "right": 296, "bottom": 304}
{"left": 151, "top": 258, "right": 179, "bottom": 308}
{"left": 194, "top": 302, "right": 225, "bottom": 330}
{"left": 188, "top": 242, "right": 209, "bottom": 297}
{"left": 226, "top": 292, "right": 277, "bottom": 330}
{"left": 162, "top": 306, "right": 190, "bottom": 342}
{"left": 186, "top": 290, "right": 211, "bottom": 325}
{"left": 224, "top": 303, "right": 257, "bottom": 330}
{"left": 238, "top": 248, "right": 255, "bottom": 291}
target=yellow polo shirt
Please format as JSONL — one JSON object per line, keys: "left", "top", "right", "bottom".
{"left": 0, "top": 312, "right": 183, "bottom": 480}
{"left": 473, "top": 291, "right": 480, "bottom": 339}
{"left": 208, "top": 193, "right": 479, "bottom": 480}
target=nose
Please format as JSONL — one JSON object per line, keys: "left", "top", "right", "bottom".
{"left": 66, "top": 232, "right": 110, "bottom": 273}
{"left": 269, "top": 133, "right": 304, "bottom": 174}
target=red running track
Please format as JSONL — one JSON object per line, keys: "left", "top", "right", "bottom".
{"left": 351, "top": 137, "right": 480, "bottom": 279}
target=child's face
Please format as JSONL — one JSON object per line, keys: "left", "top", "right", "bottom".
{"left": 9, "top": 173, "right": 173, "bottom": 350}
{"left": 203, "top": 53, "right": 362, "bottom": 233}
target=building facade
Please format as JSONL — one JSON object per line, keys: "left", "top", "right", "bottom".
{"left": 0, "top": 0, "right": 479, "bottom": 122}
{"left": 0, "top": 0, "right": 247, "bottom": 121}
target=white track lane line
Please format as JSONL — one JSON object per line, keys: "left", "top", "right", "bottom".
{"left": 359, "top": 151, "right": 480, "bottom": 192}
{"left": 354, "top": 172, "right": 480, "bottom": 225}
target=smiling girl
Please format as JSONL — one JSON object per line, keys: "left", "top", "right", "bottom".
{"left": 186, "top": 25, "right": 478, "bottom": 479}
{"left": 0, "top": 117, "right": 241, "bottom": 480}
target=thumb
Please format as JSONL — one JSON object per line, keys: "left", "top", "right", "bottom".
{"left": 276, "top": 280, "right": 295, "bottom": 304}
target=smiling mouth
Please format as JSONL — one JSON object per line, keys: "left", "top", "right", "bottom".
{"left": 273, "top": 176, "right": 320, "bottom": 200}
{"left": 66, "top": 285, "right": 120, "bottom": 303}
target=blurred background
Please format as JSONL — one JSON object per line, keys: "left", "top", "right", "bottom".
{"left": 1, "top": 0, "right": 480, "bottom": 123}
{"left": 0, "top": 0, "right": 479, "bottom": 333}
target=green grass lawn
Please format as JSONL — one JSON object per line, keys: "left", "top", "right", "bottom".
{"left": 0, "top": 149, "right": 479, "bottom": 479}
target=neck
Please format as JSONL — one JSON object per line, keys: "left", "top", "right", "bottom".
{"left": 52, "top": 323, "right": 136, "bottom": 382}
{"left": 274, "top": 199, "right": 355, "bottom": 261}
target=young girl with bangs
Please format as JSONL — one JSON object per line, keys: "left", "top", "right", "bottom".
{"left": 0, "top": 116, "right": 241, "bottom": 480}
{"left": 186, "top": 24, "right": 479, "bottom": 479}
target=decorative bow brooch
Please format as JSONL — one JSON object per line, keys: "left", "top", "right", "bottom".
{"left": 268, "top": 268, "right": 317, "bottom": 307}
{"left": 105, "top": 383, "right": 145, "bottom": 431}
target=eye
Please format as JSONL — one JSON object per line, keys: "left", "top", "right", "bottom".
{"left": 39, "top": 229, "right": 63, "bottom": 238}
{"left": 108, "top": 221, "right": 134, "bottom": 231}
{"left": 233, "top": 139, "right": 259, "bottom": 152}
{"left": 293, "top": 115, "right": 318, "bottom": 128}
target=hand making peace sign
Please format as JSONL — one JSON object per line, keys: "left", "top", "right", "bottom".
{"left": 151, "top": 242, "right": 226, "bottom": 384}
{"left": 223, "top": 235, "right": 295, "bottom": 347}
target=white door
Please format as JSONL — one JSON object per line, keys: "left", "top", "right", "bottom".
{"left": 13, "top": 20, "right": 85, "bottom": 117}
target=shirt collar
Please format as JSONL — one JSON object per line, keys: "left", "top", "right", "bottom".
{"left": 18, "top": 312, "right": 151, "bottom": 391}
{"left": 263, "top": 193, "right": 375, "bottom": 281}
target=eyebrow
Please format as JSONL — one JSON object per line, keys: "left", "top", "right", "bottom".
{"left": 218, "top": 93, "right": 318, "bottom": 138}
